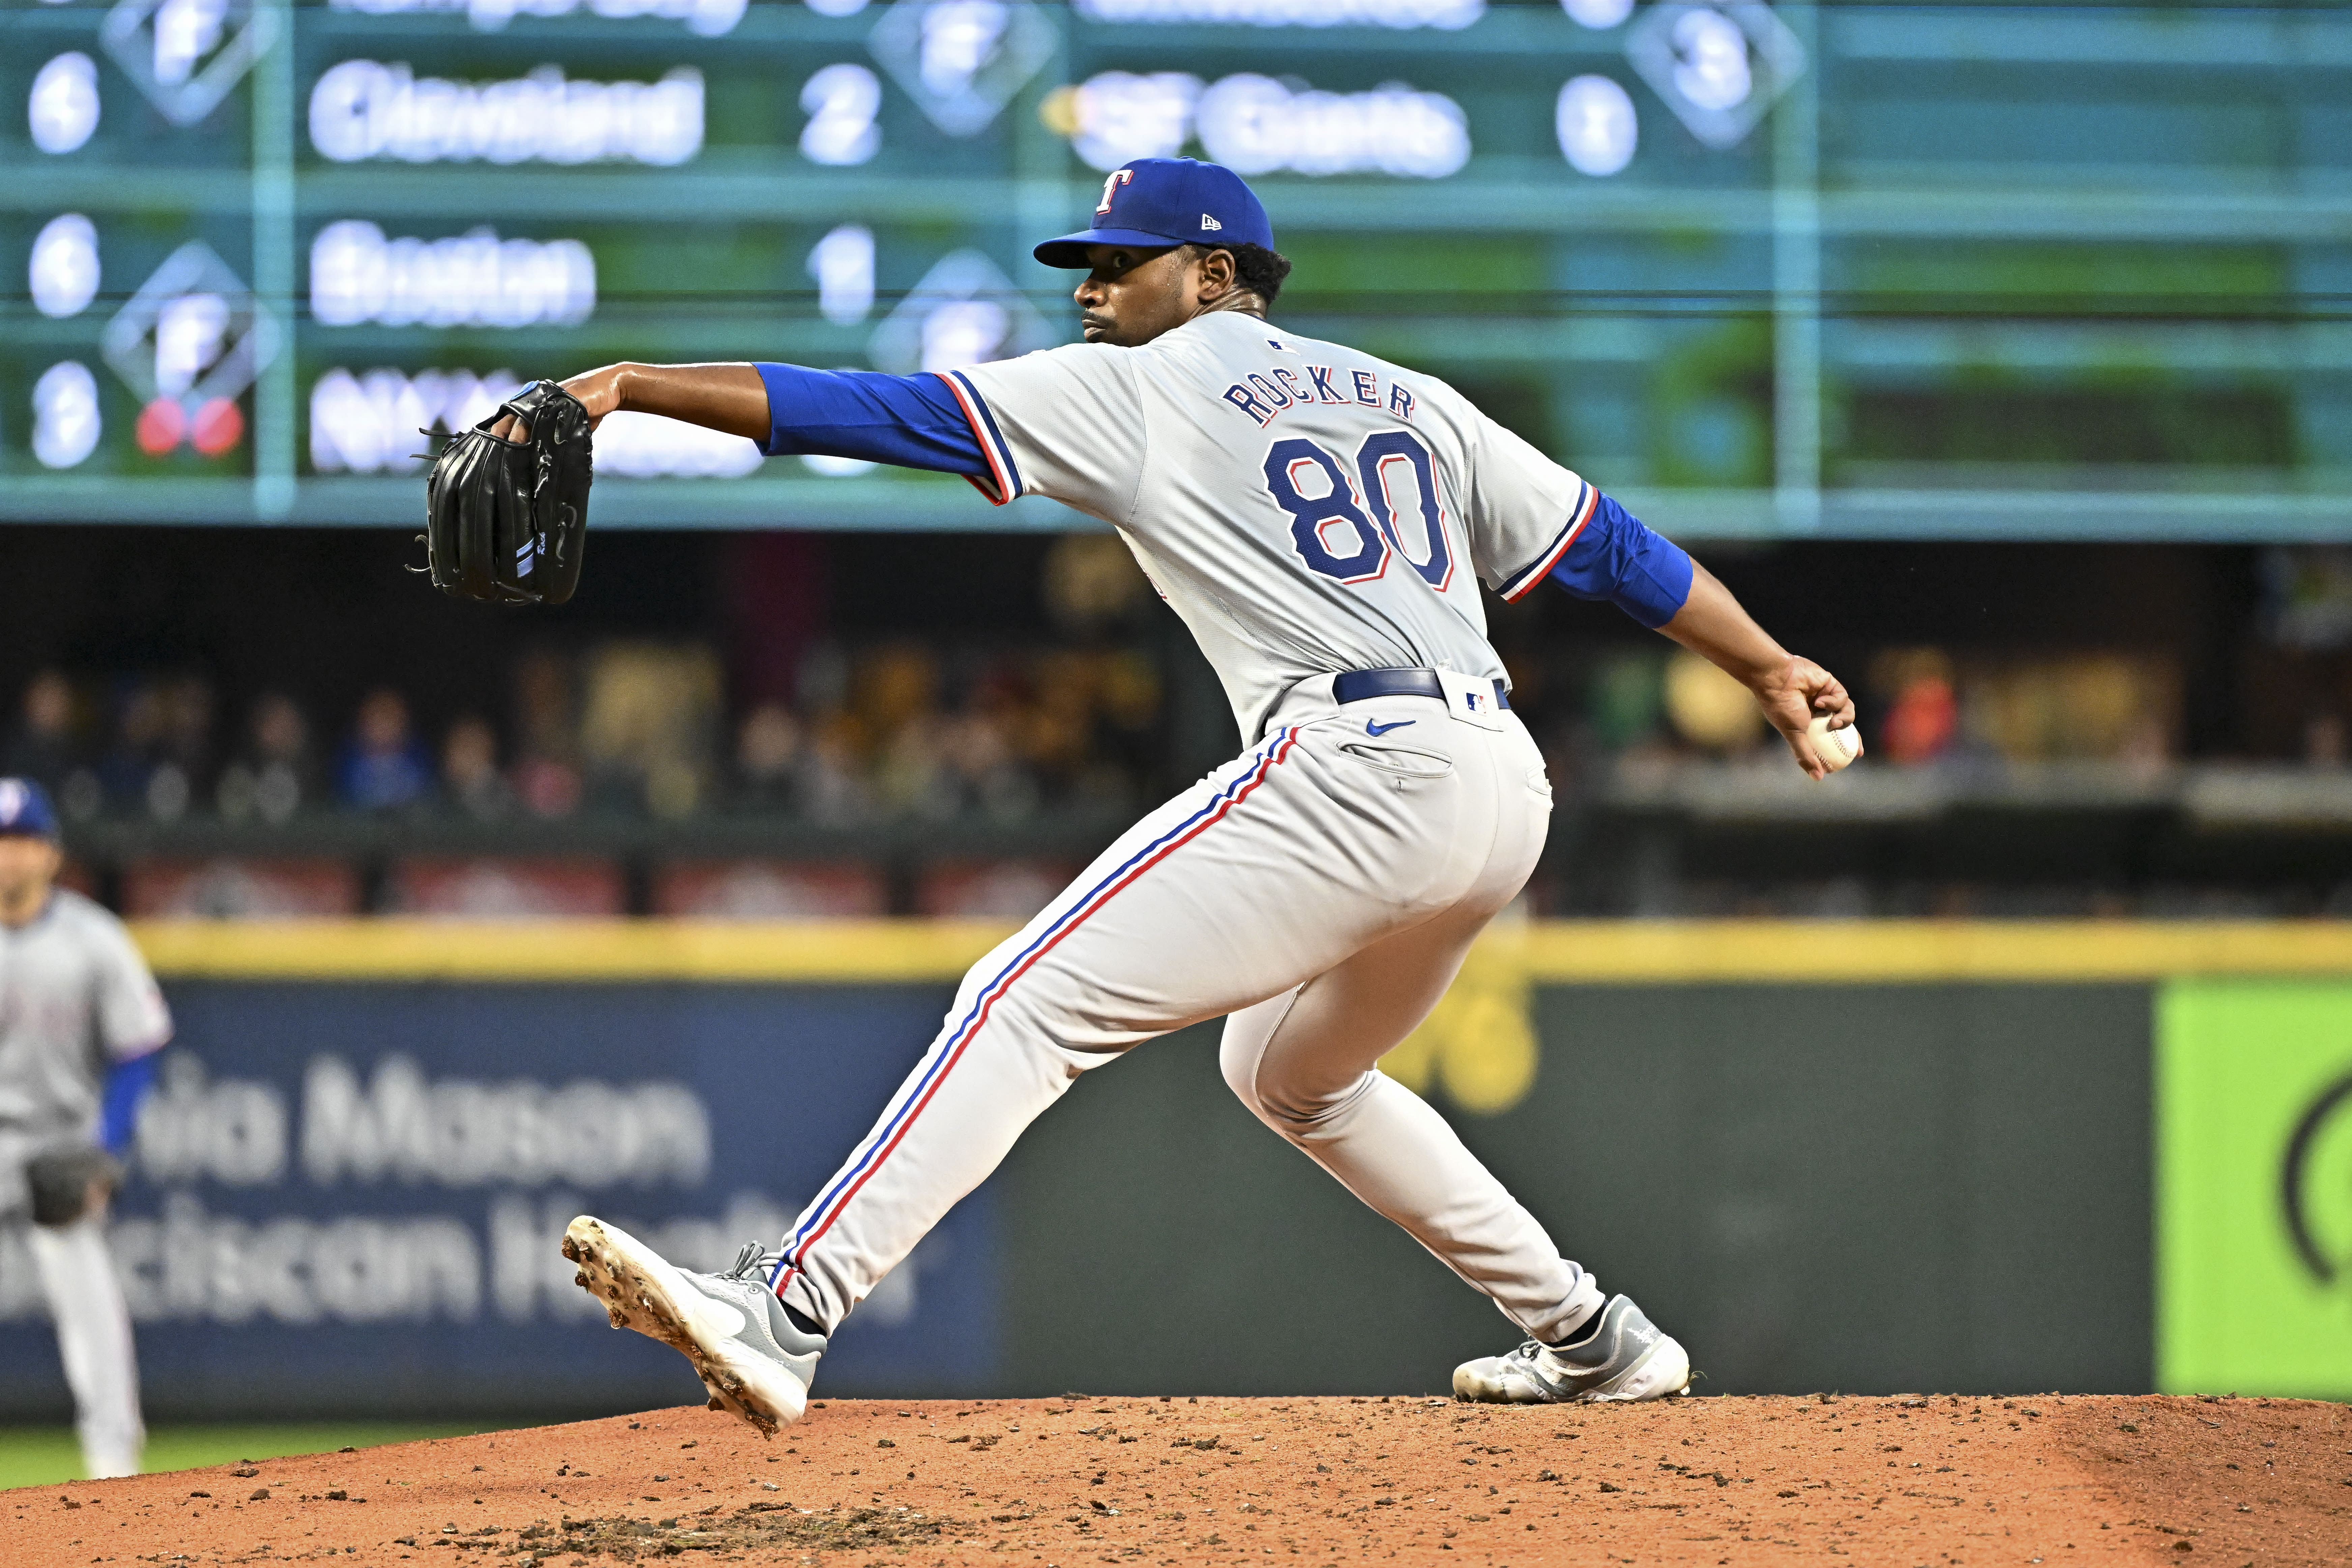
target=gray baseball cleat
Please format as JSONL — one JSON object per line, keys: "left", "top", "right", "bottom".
{"left": 1451, "top": 1294, "right": 1691, "bottom": 1404}
{"left": 563, "top": 1216, "right": 825, "bottom": 1436}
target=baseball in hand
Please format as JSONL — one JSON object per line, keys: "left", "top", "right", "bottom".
{"left": 1806, "top": 714, "right": 1862, "bottom": 773}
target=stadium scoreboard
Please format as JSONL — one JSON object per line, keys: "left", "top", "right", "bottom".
{"left": 3, "top": 0, "right": 2346, "bottom": 540}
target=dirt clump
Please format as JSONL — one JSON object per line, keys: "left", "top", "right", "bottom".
{"left": 527, "top": 1501, "right": 960, "bottom": 1560}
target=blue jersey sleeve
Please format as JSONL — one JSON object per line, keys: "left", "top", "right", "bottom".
{"left": 98, "top": 1052, "right": 158, "bottom": 1157}
{"left": 753, "top": 363, "right": 992, "bottom": 480}
{"left": 1545, "top": 492, "right": 1694, "bottom": 629}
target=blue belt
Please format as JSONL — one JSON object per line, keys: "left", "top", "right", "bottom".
{"left": 1331, "top": 667, "right": 1511, "bottom": 711}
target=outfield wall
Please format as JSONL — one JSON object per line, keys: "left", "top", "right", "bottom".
{"left": 1, "top": 921, "right": 2346, "bottom": 1420}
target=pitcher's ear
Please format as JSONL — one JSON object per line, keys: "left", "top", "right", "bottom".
{"left": 1196, "top": 245, "right": 1240, "bottom": 298}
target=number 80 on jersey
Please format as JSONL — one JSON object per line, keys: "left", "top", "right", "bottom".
{"left": 1264, "top": 429, "right": 1454, "bottom": 591}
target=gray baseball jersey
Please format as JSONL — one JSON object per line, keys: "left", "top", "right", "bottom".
{"left": 0, "top": 889, "right": 171, "bottom": 1142}
{"left": 948, "top": 309, "right": 1598, "bottom": 741}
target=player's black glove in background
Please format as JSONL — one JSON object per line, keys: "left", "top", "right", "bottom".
{"left": 420, "top": 379, "right": 593, "bottom": 605}
{"left": 27, "top": 1146, "right": 124, "bottom": 1228}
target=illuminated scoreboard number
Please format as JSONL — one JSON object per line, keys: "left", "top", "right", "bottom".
{"left": 5, "top": 208, "right": 270, "bottom": 478}
{"left": 29, "top": 49, "right": 103, "bottom": 158}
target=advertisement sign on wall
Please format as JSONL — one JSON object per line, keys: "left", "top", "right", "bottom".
{"left": 0, "top": 982, "right": 999, "bottom": 1419}
{"left": 2157, "top": 979, "right": 2352, "bottom": 1399}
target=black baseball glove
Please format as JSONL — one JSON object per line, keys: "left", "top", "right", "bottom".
{"left": 420, "top": 379, "right": 593, "bottom": 605}
{"left": 27, "top": 1145, "right": 124, "bottom": 1228}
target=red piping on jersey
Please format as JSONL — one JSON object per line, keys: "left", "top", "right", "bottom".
{"left": 1501, "top": 482, "right": 1600, "bottom": 603}
{"left": 772, "top": 726, "right": 1304, "bottom": 1306}
{"left": 935, "top": 372, "right": 1016, "bottom": 506}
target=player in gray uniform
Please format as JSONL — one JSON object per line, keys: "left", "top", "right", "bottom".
{"left": 543, "top": 159, "right": 1856, "bottom": 1430}
{"left": 0, "top": 779, "right": 169, "bottom": 1477}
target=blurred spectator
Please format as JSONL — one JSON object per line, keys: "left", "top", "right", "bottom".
{"left": 1662, "top": 649, "right": 1761, "bottom": 753}
{"left": 1874, "top": 649, "right": 1959, "bottom": 767}
{"left": 1042, "top": 533, "right": 1152, "bottom": 635}
{"left": 732, "top": 703, "right": 804, "bottom": 815}
{"left": 338, "top": 688, "right": 431, "bottom": 812}
{"left": 7, "top": 634, "right": 1174, "bottom": 833}
{"left": 1023, "top": 650, "right": 1097, "bottom": 795}
{"left": 442, "top": 715, "right": 514, "bottom": 820}
{"left": 2261, "top": 545, "right": 2352, "bottom": 651}
{"left": 510, "top": 650, "right": 583, "bottom": 819}
{"left": 1963, "top": 653, "right": 2177, "bottom": 766}
{"left": 95, "top": 680, "right": 166, "bottom": 816}
{"left": 943, "top": 708, "right": 1038, "bottom": 821}
{"left": 1586, "top": 651, "right": 1665, "bottom": 752}
{"left": 849, "top": 644, "right": 941, "bottom": 756}
{"left": 848, "top": 644, "right": 949, "bottom": 820}
{"left": 960, "top": 658, "right": 1069, "bottom": 810}
{"left": 777, "top": 643, "right": 872, "bottom": 825}
{"left": 801, "top": 722, "right": 872, "bottom": 826}
{"left": 216, "top": 693, "right": 319, "bottom": 824}
{"left": 1091, "top": 647, "right": 1163, "bottom": 793}
{"left": 2, "top": 670, "right": 78, "bottom": 795}
{"left": 580, "top": 642, "right": 720, "bottom": 820}
{"left": 2306, "top": 711, "right": 2346, "bottom": 769}
{"left": 144, "top": 676, "right": 216, "bottom": 822}
{"left": 876, "top": 710, "right": 954, "bottom": 819}
{"left": 796, "top": 640, "right": 852, "bottom": 714}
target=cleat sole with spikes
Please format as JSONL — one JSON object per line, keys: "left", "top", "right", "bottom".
{"left": 561, "top": 1216, "right": 810, "bottom": 1436}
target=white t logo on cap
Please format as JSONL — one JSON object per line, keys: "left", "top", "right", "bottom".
{"left": 0, "top": 781, "right": 23, "bottom": 822}
{"left": 1095, "top": 168, "right": 1134, "bottom": 215}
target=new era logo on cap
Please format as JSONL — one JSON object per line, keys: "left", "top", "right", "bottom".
{"left": 1034, "top": 158, "right": 1274, "bottom": 268}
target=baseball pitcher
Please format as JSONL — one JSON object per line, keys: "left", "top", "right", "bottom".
{"left": 536, "top": 159, "right": 1856, "bottom": 1428}
{"left": 0, "top": 778, "right": 168, "bottom": 1477}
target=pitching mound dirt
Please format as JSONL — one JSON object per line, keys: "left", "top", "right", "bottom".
{"left": 11, "top": 1393, "right": 2346, "bottom": 1566}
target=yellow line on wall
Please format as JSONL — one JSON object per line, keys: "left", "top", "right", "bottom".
{"left": 129, "top": 919, "right": 1017, "bottom": 982}
{"left": 1514, "top": 921, "right": 2352, "bottom": 982}
{"left": 127, "top": 918, "right": 2352, "bottom": 984}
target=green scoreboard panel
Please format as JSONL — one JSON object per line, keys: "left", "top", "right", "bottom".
{"left": 3, "top": 0, "right": 2347, "bottom": 538}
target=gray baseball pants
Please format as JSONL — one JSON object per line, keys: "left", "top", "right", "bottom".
{"left": 770, "top": 678, "right": 1603, "bottom": 1348}
{"left": 31, "top": 1214, "right": 144, "bottom": 1477}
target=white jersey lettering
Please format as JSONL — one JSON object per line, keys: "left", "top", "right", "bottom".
{"left": 954, "top": 312, "right": 1595, "bottom": 740}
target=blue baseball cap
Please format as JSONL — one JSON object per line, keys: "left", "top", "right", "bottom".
{"left": 0, "top": 778, "right": 59, "bottom": 841}
{"left": 1034, "top": 157, "right": 1275, "bottom": 268}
